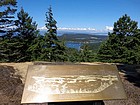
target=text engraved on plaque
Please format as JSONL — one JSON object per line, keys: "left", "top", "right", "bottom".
{"left": 21, "top": 64, "right": 126, "bottom": 103}
{"left": 28, "top": 75, "right": 118, "bottom": 94}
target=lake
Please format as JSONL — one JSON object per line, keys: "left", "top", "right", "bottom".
{"left": 65, "top": 42, "right": 83, "bottom": 50}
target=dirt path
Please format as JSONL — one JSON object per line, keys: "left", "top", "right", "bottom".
{"left": 0, "top": 62, "right": 33, "bottom": 83}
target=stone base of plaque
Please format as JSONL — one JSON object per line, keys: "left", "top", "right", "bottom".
{"left": 49, "top": 100, "right": 104, "bottom": 105}
{"left": 30, "top": 101, "right": 104, "bottom": 105}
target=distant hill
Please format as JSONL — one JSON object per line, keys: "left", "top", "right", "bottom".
{"left": 58, "top": 33, "right": 108, "bottom": 43}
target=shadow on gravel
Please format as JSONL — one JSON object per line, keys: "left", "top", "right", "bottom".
{"left": 117, "top": 64, "right": 140, "bottom": 88}
{"left": 0, "top": 65, "right": 24, "bottom": 105}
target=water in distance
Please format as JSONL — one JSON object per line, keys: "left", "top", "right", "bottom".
{"left": 65, "top": 42, "right": 83, "bottom": 50}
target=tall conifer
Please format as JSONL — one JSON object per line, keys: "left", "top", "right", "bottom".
{"left": 0, "top": 0, "right": 17, "bottom": 62}
{"left": 15, "top": 8, "right": 38, "bottom": 61}
{"left": 41, "top": 6, "right": 66, "bottom": 61}
{"left": 97, "top": 14, "right": 140, "bottom": 64}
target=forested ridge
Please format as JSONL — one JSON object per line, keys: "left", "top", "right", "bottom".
{"left": 0, "top": 0, "right": 140, "bottom": 64}
{"left": 58, "top": 33, "right": 107, "bottom": 43}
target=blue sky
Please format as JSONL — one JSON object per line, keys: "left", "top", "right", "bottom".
{"left": 17, "top": 0, "right": 140, "bottom": 33}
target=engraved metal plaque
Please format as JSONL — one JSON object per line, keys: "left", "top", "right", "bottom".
{"left": 21, "top": 64, "right": 126, "bottom": 103}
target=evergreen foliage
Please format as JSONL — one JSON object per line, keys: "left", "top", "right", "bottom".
{"left": 0, "top": 0, "right": 17, "bottom": 34}
{"left": 65, "top": 44, "right": 97, "bottom": 62}
{"left": 66, "top": 48, "right": 79, "bottom": 62}
{"left": 97, "top": 14, "right": 140, "bottom": 64}
{"left": 15, "top": 8, "right": 38, "bottom": 61}
{"left": 28, "top": 35, "right": 44, "bottom": 61}
{"left": 79, "top": 44, "right": 96, "bottom": 62}
{"left": 41, "top": 6, "right": 66, "bottom": 61}
{"left": 1, "top": 1, "right": 140, "bottom": 64}
{"left": 0, "top": 0, "right": 18, "bottom": 62}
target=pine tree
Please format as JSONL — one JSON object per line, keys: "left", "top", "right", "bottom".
{"left": 66, "top": 48, "right": 79, "bottom": 62}
{"left": 0, "top": 0, "right": 18, "bottom": 62}
{"left": 97, "top": 33, "right": 126, "bottom": 63}
{"left": 79, "top": 44, "right": 95, "bottom": 62}
{"left": 0, "top": 0, "right": 17, "bottom": 35}
{"left": 97, "top": 14, "right": 139, "bottom": 64}
{"left": 15, "top": 8, "right": 38, "bottom": 61}
{"left": 127, "top": 29, "right": 140, "bottom": 64}
{"left": 28, "top": 34, "right": 44, "bottom": 61}
{"left": 41, "top": 6, "right": 66, "bottom": 61}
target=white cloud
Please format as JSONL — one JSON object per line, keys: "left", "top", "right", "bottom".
{"left": 0, "top": 25, "right": 17, "bottom": 29}
{"left": 58, "top": 27, "right": 96, "bottom": 31}
{"left": 105, "top": 26, "right": 113, "bottom": 31}
{"left": 38, "top": 26, "right": 96, "bottom": 31}
{"left": 38, "top": 26, "right": 47, "bottom": 30}
{"left": 38, "top": 26, "right": 110, "bottom": 34}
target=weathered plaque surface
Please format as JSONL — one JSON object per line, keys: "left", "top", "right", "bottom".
{"left": 21, "top": 64, "right": 126, "bottom": 103}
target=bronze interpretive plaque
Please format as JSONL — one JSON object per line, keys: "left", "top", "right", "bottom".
{"left": 21, "top": 64, "right": 126, "bottom": 103}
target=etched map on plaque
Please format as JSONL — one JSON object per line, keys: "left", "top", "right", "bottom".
{"left": 21, "top": 64, "right": 126, "bottom": 103}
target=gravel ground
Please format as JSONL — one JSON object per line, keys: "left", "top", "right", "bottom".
{"left": 0, "top": 63, "right": 139, "bottom": 105}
